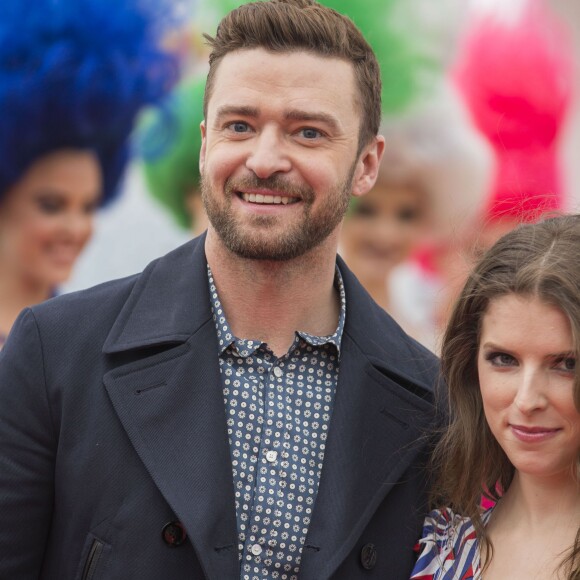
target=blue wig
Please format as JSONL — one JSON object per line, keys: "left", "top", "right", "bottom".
{"left": 0, "top": 0, "right": 181, "bottom": 205}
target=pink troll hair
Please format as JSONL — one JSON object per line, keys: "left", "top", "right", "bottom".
{"left": 453, "top": 0, "right": 574, "bottom": 223}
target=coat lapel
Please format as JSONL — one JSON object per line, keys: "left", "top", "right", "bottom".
{"left": 102, "top": 235, "right": 239, "bottom": 579}
{"left": 299, "top": 259, "right": 439, "bottom": 580}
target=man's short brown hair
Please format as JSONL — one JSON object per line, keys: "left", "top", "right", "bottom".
{"left": 203, "top": 0, "right": 382, "bottom": 152}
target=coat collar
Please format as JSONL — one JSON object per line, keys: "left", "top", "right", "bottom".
{"left": 103, "top": 234, "right": 437, "bottom": 387}
{"left": 103, "top": 234, "right": 210, "bottom": 353}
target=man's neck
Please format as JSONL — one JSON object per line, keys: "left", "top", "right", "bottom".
{"left": 205, "top": 232, "right": 341, "bottom": 357}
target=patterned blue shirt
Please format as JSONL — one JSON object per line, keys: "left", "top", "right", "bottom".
{"left": 208, "top": 265, "right": 346, "bottom": 580}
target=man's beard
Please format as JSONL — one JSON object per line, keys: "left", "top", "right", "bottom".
{"left": 201, "top": 168, "right": 355, "bottom": 261}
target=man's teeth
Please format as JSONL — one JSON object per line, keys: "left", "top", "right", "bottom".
{"left": 241, "top": 193, "right": 297, "bottom": 205}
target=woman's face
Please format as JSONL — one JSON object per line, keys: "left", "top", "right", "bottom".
{"left": 478, "top": 294, "right": 580, "bottom": 482}
{"left": 0, "top": 149, "right": 102, "bottom": 289}
{"left": 340, "top": 182, "right": 427, "bottom": 283}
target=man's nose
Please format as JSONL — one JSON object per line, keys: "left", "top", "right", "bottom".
{"left": 514, "top": 368, "right": 547, "bottom": 414}
{"left": 245, "top": 128, "right": 292, "bottom": 179}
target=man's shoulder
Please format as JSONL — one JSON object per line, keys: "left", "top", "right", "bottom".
{"left": 36, "top": 272, "right": 141, "bottom": 322}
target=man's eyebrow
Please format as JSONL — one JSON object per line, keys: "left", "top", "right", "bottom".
{"left": 285, "top": 110, "right": 341, "bottom": 132}
{"left": 214, "top": 105, "right": 260, "bottom": 121}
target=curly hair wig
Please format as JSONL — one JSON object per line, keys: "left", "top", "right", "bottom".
{"left": 0, "top": 0, "right": 180, "bottom": 206}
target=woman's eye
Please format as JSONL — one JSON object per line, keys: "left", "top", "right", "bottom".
{"left": 352, "top": 203, "right": 377, "bottom": 219}
{"left": 35, "top": 195, "right": 64, "bottom": 214}
{"left": 84, "top": 201, "right": 99, "bottom": 215}
{"left": 397, "top": 206, "right": 422, "bottom": 223}
{"left": 487, "top": 352, "right": 516, "bottom": 367}
{"left": 554, "top": 356, "right": 576, "bottom": 373}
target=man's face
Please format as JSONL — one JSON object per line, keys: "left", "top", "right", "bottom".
{"left": 200, "top": 48, "right": 379, "bottom": 261}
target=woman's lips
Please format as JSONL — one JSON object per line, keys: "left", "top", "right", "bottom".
{"left": 510, "top": 424, "right": 561, "bottom": 443}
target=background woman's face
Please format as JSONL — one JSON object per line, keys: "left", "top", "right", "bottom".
{"left": 478, "top": 293, "right": 580, "bottom": 482}
{"left": 340, "top": 182, "right": 427, "bottom": 282}
{"left": 0, "top": 149, "right": 102, "bottom": 289}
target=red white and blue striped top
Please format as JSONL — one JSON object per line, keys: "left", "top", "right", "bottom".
{"left": 410, "top": 507, "right": 494, "bottom": 580}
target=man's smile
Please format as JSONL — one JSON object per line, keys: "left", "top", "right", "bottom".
{"left": 240, "top": 192, "right": 300, "bottom": 205}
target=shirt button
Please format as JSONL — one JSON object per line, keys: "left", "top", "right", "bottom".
{"left": 251, "top": 543, "right": 263, "bottom": 556}
{"left": 273, "top": 367, "right": 283, "bottom": 378}
{"left": 266, "top": 450, "right": 278, "bottom": 462}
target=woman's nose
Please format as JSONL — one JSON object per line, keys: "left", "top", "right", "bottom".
{"left": 514, "top": 368, "right": 547, "bottom": 414}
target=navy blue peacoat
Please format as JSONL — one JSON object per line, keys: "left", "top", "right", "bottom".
{"left": 0, "top": 234, "right": 441, "bottom": 579}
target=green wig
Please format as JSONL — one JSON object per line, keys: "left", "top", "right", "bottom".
{"left": 319, "top": 0, "right": 432, "bottom": 112}
{"left": 137, "top": 75, "right": 206, "bottom": 229}
{"left": 197, "top": 0, "right": 435, "bottom": 113}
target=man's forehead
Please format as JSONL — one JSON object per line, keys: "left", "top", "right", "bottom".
{"left": 218, "top": 48, "right": 355, "bottom": 86}
{"left": 206, "top": 48, "right": 359, "bottom": 116}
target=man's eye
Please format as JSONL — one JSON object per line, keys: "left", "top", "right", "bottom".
{"left": 228, "top": 122, "right": 250, "bottom": 133}
{"left": 300, "top": 128, "right": 322, "bottom": 139}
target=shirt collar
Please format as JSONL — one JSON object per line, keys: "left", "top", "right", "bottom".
{"left": 208, "top": 264, "right": 346, "bottom": 357}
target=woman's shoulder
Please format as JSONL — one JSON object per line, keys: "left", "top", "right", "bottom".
{"left": 410, "top": 507, "right": 485, "bottom": 580}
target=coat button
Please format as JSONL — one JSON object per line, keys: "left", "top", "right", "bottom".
{"left": 360, "top": 543, "right": 377, "bottom": 570}
{"left": 162, "top": 521, "right": 187, "bottom": 547}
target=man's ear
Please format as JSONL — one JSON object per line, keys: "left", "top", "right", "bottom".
{"left": 351, "top": 135, "right": 385, "bottom": 198}
{"left": 199, "top": 120, "right": 207, "bottom": 175}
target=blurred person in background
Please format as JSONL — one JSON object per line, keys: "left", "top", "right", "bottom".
{"left": 0, "top": 0, "right": 179, "bottom": 348}
{"left": 138, "top": 74, "right": 209, "bottom": 237}
{"left": 340, "top": 81, "right": 492, "bottom": 352}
